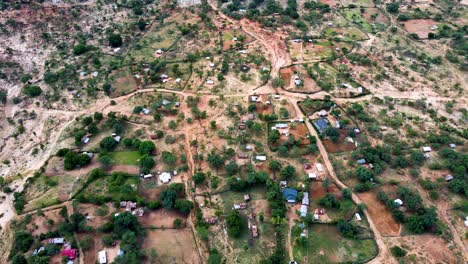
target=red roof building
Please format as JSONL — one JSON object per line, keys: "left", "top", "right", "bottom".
{"left": 61, "top": 249, "right": 76, "bottom": 259}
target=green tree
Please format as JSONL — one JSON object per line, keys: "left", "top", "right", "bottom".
{"left": 192, "top": 171, "right": 206, "bottom": 185}
{"left": 109, "top": 33, "right": 123, "bottom": 47}
{"left": 160, "top": 189, "right": 178, "bottom": 210}
{"left": 0, "top": 89, "right": 7, "bottom": 104}
{"left": 161, "top": 151, "right": 177, "bottom": 166}
{"left": 208, "top": 249, "right": 223, "bottom": 264}
{"left": 386, "top": 2, "right": 399, "bottom": 14}
{"left": 139, "top": 155, "right": 155, "bottom": 174}
{"left": 225, "top": 161, "right": 239, "bottom": 176}
{"left": 174, "top": 199, "right": 194, "bottom": 215}
{"left": 207, "top": 153, "right": 224, "bottom": 170}
{"left": 280, "top": 165, "right": 296, "bottom": 180}
{"left": 22, "top": 85, "right": 42, "bottom": 97}
{"left": 139, "top": 140, "right": 156, "bottom": 155}
{"left": 226, "top": 210, "right": 243, "bottom": 238}
{"left": 268, "top": 129, "right": 281, "bottom": 144}
{"left": 100, "top": 136, "right": 118, "bottom": 151}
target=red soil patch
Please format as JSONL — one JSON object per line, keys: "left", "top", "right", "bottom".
{"left": 402, "top": 19, "right": 439, "bottom": 39}
{"left": 280, "top": 66, "right": 293, "bottom": 87}
{"left": 358, "top": 191, "right": 400, "bottom": 236}
{"left": 142, "top": 229, "right": 200, "bottom": 264}
{"left": 26, "top": 208, "right": 64, "bottom": 236}
{"left": 319, "top": 0, "right": 341, "bottom": 7}
{"left": 138, "top": 209, "right": 187, "bottom": 228}
{"left": 310, "top": 182, "right": 327, "bottom": 199}
{"left": 139, "top": 185, "right": 167, "bottom": 200}
{"left": 322, "top": 130, "right": 357, "bottom": 153}
{"left": 108, "top": 165, "right": 139, "bottom": 174}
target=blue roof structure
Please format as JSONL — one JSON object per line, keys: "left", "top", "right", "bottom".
{"left": 313, "top": 118, "right": 329, "bottom": 133}
{"left": 282, "top": 188, "right": 298, "bottom": 203}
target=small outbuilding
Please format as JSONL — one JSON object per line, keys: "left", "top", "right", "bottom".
{"left": 300, "top": 205, "right": 308, "bottom": 217}
{"left": 445, "top": 175, "right": 454, "bottom": 182}
{"left": 98, "top": 250, "right": 107, "bottom": 264}
{"left": 394, "top": 199, "right": 404, "bottom": 206}
{"left": 422, "top": 146, "right": 432, "bottom": 152}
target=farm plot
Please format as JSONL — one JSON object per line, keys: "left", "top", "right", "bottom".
{"left": 268, "top": 121, "right": 310, "bottom": 149}
{"left": 26, "top": 208, "right": 65, "bottom": 236}
{"left": 323, "top": 26, "right": 369, "bottom": 42}
{"left": 293, "top": 224, "right": 377, "bottom": 263}
{"left": 142, "top": 229, "right": 200, "bottom": 264}
{"left": 343, "top": 8, "right": 380, "bottom": 32}
{"left": 76, "top": 203, "right": 112, "bottom": 229}
{"left": 305, "top": 62, "right": 367, "bottom": 97}
{"left": 302, "top": 40, "right": 334, "bottom": 61}
{"left": 221, "top": 28, "right": 253, "bottom": 51}
{"left": 320, "top": 0, "right": 341, "bottom": 7}
{"left": 361, "top": 8, "right": 390, "bottom": 31}
{"left": 340, "top": 0, "right": 374, "bottom": 7}
{"left": 279, "top": 64, "right": 321, "bottom": 93}
{"left": 109, "top": 151, "right": 141, "bottom": 166}
{"left": 402, "top": 19, "right": 440, "bottom": 39}
{"left": 22, "top": 175, "right": 75, "bottom": 212}
{"left": 139, "top": 209, "right": 187, "bottom": 228}
{"left": 358, "top": 190, "right": 400, "bottom": 236}
{"left": 109, "top": 67, "right": 138, "bottom": 97}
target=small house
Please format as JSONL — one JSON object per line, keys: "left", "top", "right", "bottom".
{"left": 244, "top": 194, "right": 250, "bottom": 201}
{"left": 251, "top": 225, "right": 258, "bottom": 237}
{"left": 248, "top": 113, "right": 255, "bottom": 120}
{"left": 62, "top": 249, "right": 76, "bottom": 260}
{"left": 274, "top": 123, "right": 288, "bottom": 129}
{"left": 113, "top": 47, "right": 121, "bottom": 53}
{"left": 159, "top": 172, "right": 172, "bottom": 183}
{"left": 238, "top": 123, "right": 246, "bottom": 130}
{"left": 98, "top": 250, "right": 107, "bottom": 264}
{"left": 206, "top": 217, "right": 218, "bottom": 224}
{"left": 120, "top": 201, "right": 127, "bottom": 208}
{"left": 209, "top": 63, "right": 215, "bottom": 68}
{"left": 143, "top": 174, "right": 153, "bottom": 179}
{"left": 175, "top": 78, "right": 182, "bottom": 84}
{"left": 304, "top": 163, "right": 312, "bottom": 169}
{"left": 424, "top": 153, "right": 431, "bottom": 159}
{"left": 233, "top": 203, "right": 247, "bottom": 210}
{"left": 380, "top": 126, "right": 388, "bottom": 131}
{"left": 238, "top": 153, "right": 249, "bottom": 159}
{"left": 113, "top": 136, "right": 121, "bottom": 142}
{"left": 318, "top": 110, "right": 328, "bottom": 117}
{"left": 314, "top": 213, "right": 319, "bottom": 220}
{"left": 449, "top": 143, "right": 456, "bottom": 148}
{"left": 313, "top": 119, "right": 329, "bottom": 133}
{"left": 357, "top": 159, "right": 366, "bottom": 165}
{"left": 308, "top": 172, "right": 317, "bottom": 180}
{"left": 156, "top": 49, "right": 163, "bottom": 55}
{"left": 300, "top": 205, "right": 308, "bottom": 217}
{"left": 255, "top": 156, "right": 267, "bottom": 162}
{"left": 394, "top": 199, "right": 403, "bottom": 207}
{"left": 251, "top": 95, "right": 259, "bottom": 102}
{"left": 294, "top": 76, "right": 302, "bottom": 86}
{"left": 316, "top": 163, "right": 324, "bottom": 172}
{"left": 445, "top": 175, "right": 454, "bottom": 182}
{"left": 245, "top": 145, "right": 254, "bottom": 151}
{"left": 282, "top": 188, "right": 298, "bottom": 203}
{"left": 302, "top": 192, "right": 309, "bottom": 206}
{"left": 354, "top": 128, "right": 361, "bottom": 134}
{"left": 422, "top": 146, "right": 432, "bottom": 152}
{"left": 293, "top": 39, "right": 302, "bottom": 43}
{"left": 206, "top": 80, "right": 214, "bottom": 85}
{"left": 274, "top": 94, "right": 280, "bottom": 99}
{"left": 142, "top": 108, "right": 151, "bottom": 115}
{"left": 355, "top": 213, "right": 362, "bottom": 221}
{"left": 160, "top": 74, "right": 168, "bottom": 79}
{"left": 280, "top": 181, "right": 287, "bottom": 188}
{"left": 83, "top": 137, "right": 90, "bottom": 144}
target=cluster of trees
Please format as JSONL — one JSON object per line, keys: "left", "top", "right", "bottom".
{"left": 57, "top": 148, "right": 91, "bottom": 170}
{"left": 227, "top": 164, "right": 269, "bottom": 191}
{"left": 377, "top": 186, "right": 438, "bottom": 234}
{"left": 159, "top": 183, "right": 194, "bottom": 215}
{"left": 437, "top": 148, "right": 467, "bottom": 196}
{"left": 226, "top": 210, "right": 244, "bottom": 237}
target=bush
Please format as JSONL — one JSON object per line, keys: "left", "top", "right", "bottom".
{"left": 390, "top": 246, "right": 407, "bottom": 257}
{"left": 173, "top": 218, "right": 184, "bottom": 228}
{"left": 22, "top": 85, "right": 42, "bottom": 97}
{"left": 9, "top": 231, "right": 34, "bottom": 259}
{"left": 226, "top": 210, "right": 244, "bottom": 238}
{"left": 100, "top": 136, "right": 118, "bottom": 151}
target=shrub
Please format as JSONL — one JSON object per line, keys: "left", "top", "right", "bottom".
{"left": 390, "top": 246, "right": 407, "bottom": 258}
{"left": 22, "top": 85, "right": 42, "bottom": 97}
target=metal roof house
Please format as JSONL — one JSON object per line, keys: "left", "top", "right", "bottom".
{"left": 98, "top": 250, "right": 107, "bottom": 264}
{"left": 300, "top": 205, "right": 308, "bottom": 217}
{"left": 302, "top": 192, "right": 309, "bottom": 206}
{"left": 357, "top": 159, "right": 366, "bottom": 165}
{"left": 313, "top": 118, "right": 329, "bottom": 133}
{"left": 282, "top": 188, "right": 298, "bottom": 203}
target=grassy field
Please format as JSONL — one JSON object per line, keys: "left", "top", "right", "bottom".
{"left": 293, "top": 224, "right": 377, "bottom": 263}
{"left": 109, "top": 151, "right": 142, "bottom": 166}
{"left": 343, "top": 9, "right": 373, "bottom": 32}
{"left": 341, "top": 0, "right": 374, "bottom": 7}
{"left": 324, "top": 27, "right": 368, "bottom": 42}
{"left": 220, "top": 187, "right": 268, "bottom": 213}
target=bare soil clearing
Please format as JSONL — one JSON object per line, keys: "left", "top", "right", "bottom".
{"left": 358, "top": 191, "right": 400, "bottom": 236}
{"left": 142, "top": 229, "right": 200, "bottom": 264}
{"left": 402, "top": 19, "right": 439, "bottom": 39}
